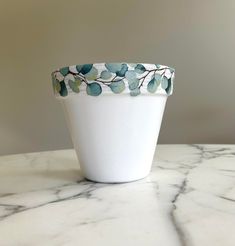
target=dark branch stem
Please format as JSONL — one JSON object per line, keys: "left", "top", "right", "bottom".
{"left": 111, "top": 75, "right": 118, "bottom": 82}
{"left": 65, "top": 66, "right": 171, "bottom": 88}
{"left": 138, "top": 67, "right": 169, "bottom": 88}
{"left": 75, "top": 74, "right": 88, "bottom": 85}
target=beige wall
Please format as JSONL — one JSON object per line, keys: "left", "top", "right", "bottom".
{"left": 1, "top": 0, "right": 235, "bottom": 155}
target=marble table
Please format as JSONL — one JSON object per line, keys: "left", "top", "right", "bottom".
{"left": 0, "top": 145, "right": 234, "bottom": 246}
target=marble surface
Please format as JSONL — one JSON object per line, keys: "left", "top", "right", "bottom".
{"left": 0, "top": 145, "right": 234, "bottom": 246}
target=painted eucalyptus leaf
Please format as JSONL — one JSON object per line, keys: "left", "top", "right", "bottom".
{"left": 109, "top": 80, "right": 125, "bottom": 93}
{"left": 68, "top": 80, "right": 80, "bottom": 93}
{"left": 86, "top": 82, "right": 102, "bottom": 96}
{"left": 75, "top": 77, "right": 82, "bottom": 86}
{"left": 59, "top": 81, "right": 68, "bottom": 97}
{"left": 68, "top": 77, "right": 82, "bottom": 93}
{"left": 134, "top": 64, "right": 146, "bottom": 74}
{"left": 130, "top": 87, "right": 140, "bottom": 96}
{"left": 76, "top": 65, "right": 83, "bottom": 73}
{"left": 105, "top": 63, "right": 122, "bottom": 73}
{"left": 64, "top": 74, "right": 75, "bottom": 83}
{"left": 125, "top": 70, "right": 136, "bottom": 82}
{"left": 100, "top": 70, "right": 112, "bottom": 80}
{"left": 85, "top": 67, "right": 98, "bottom": 80}
{"left": 128, "top": 78, "right": 139, "bottom": 90}
{"left": 161, "top": 76, "right": 169, "bottom": 89}
{"left": 59, "top": 67, "right": 69, "bottom": 76}
{"left": 52, "top": 76, "right": 61, "bottom": 94}
{"left": 165, "top": 78, "right": 172, "bottom": 94}
{"left": 116, "top": 64, "right": 128, "bottom": 77}
{"left": 154, "top": 73, "right": 162, "bottom": 86}
{"left": 80, "top": 64, "right": 93, "bottom": 75}
{"left": 147, "top": 78, "right": 158, "bottom": 93}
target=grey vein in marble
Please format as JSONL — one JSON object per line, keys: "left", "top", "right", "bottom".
{"left": 0, "top": 145, "right": 234, "bottom": 246}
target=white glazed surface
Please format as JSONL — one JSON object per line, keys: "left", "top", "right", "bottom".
{"left": 61, "top": 93, "right": 167, "bottom": 182}
{"left": 0, "top": 145, "right": 234, "bottom": 246}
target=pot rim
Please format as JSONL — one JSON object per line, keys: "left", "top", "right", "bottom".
{"left": 51, "top": 62, "right": 175, "bottom": 98}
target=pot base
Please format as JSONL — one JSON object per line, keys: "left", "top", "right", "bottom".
{"left": 84, "top": 172, "right": 150, "bottom": 184}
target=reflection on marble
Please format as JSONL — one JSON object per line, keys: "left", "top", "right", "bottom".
{"left": 0, "top": 145, "right": 234, "bottom": 246}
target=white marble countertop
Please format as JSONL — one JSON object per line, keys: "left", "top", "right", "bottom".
{"left": 0, "top": 145, "right": 234, "bottom": 246}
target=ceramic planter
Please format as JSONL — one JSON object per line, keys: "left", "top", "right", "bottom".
{"left": 51, "top": 62, "right": 174, "bottom": 183}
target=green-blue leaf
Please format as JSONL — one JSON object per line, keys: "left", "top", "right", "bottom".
{"left": 161, "top": 76, "right": 168, "bottom": 89}
{"left": 125, "top": 70, "right": 136, "bottom": 81}
{"left": 59, "top": 67, "right": 69, "bottom": 76}
{"left": 68, "top": 78, "right": 82, "bottom": 93}
{"left": 100, "top": 70, "right": 112, "bottom": 80}
{"left": 135, "top": 64, "right": 146, "bottom": 74}
{"left": 84, "top": 67, "right": 98, "bottom": 80}
{"left": 130, "top": 88, "right": 140, "bottom": 96}
{"left": 80, "top": 64, "right": 93, "bottom": 75}
{"left": 109, "top": 80, "right": 125, "bottom": 94}
{"left": 128, "top": 78, "right": 139, "bottom": 90}
{"left": 76, "top": 65, "right": 83, "bottom": 73}
{"left": 86, "top": 82, "right": 102, "bottom": 96}
{"left": 52, "top": 76, "right": 61, "bottom": 94}
{"left": 147, "top": 78, "right": 158, "bottom": 93}
{"left": 105, "top": 63, "right": 122, "bottom": 73}
{"left": 165, "top": 78, "right": 172, "bottom": 94}
{"left": 116, "top": 64, "right": 128, "bottom": 77}
{"left": 154, "top": 73, "right": 162, "bottom": 86}
{"left": 59, "top": 81, "right": 68, "bottom": 97}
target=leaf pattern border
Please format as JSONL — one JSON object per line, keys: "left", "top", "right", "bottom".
{"left": 51, "top": 63, "right": 175, "bottom": 97}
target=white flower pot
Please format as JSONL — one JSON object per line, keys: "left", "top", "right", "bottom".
{"left": 51, "top": 62, "right": 174, "bottom": 183}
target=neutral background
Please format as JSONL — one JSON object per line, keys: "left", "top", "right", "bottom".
{"left": 1, "top": 0, "right": 235, "bottom": 155}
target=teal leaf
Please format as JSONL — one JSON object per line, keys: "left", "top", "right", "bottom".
{"left": 155, "top": 64, "right": 161, "bottom": 69}
{"left": 84, "top": 67, "right": 98, "bottom": 80}
{"left": 161, "top": 76, "right": 168, "bottom": 89}
{"left": 128, "top": 78, "right": 139, "bottom": 90}
{"left": 109, "top": 80, "right": 125, "bottom": 94}
{"left": 59, "top": 67, "right": 69, "bottom": 76}
{"left": 68, "top": 78, "right": 82, "bottom": 93}
{"left": 80, "top": 64, "right": 93, "bottom": 75}
{"left": 130, "top": 88, "right": 140, "bottom": 96}
{"left": 55, "top": 82, "right": 61, "bottom": 93}
{"left": 76, "top": 65, "right": 83, "bottom": 73}
{"left": 52, "top": 76, "right": 61, "bottom": 94}
{"left": 126, "top": 71, "right": 140, "bottom": 90}
{"left": 147, "top": 78, "right": 158, "bottom": 93}
{"left": 64, "top": 73, "right": 75, "bottom": 84}
{"left": 135, "top": 64, "right": 146, "bottom": 74}
{"left": 100, "top": 70, "right": 112, "bottom": 80}
{"left": 125, "top": 70, "right": 136, "bottom": 82}
{"left": 154, "top": 73, "right": 162, "bottom": 86}
{"left": 116, "top": 64, "right": 128, "bottom": 77}
{"left": 59, "top": 81, "right": 68, "bottom": 97}
{"left": 165, "top": 78, "right": 172, "bottom": 94}
{"left": 75, "top": 77, "right": 82, "bottom": 86}
{"left": 86, "top": 82, "right": 102, "bottom": 96}
{"left": 105, "top": 63, "right": 122, "bottom": 73}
